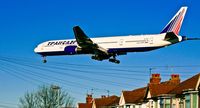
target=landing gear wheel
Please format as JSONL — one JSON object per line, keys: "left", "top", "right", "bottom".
{"left": 115, "top": 60, "right": 120, "bottom": 64}
{"left": 91, "top": 56, "right": 96, "bottom": 60}
{"left": 109, "top": 58, "right": 114, "bottom": 62}
{"left": 43, "top": 60, "right": 47, "bottom": 63}
{"left": 109, "top": 58, "right": 120, "bottom": 64}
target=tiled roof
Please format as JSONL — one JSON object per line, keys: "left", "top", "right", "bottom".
{"left": 78, "top": 103, "right": 92, "bottom": 108}
{"left": 170, "top": 73, "right": 200, "bottom": 94}
{"left": 94, "top": 95, "right": 119, "bottom": 108}
{"left": 148, "top": 81, "right": 179, "bottom": 97}
{"left": 122, "top": 87, "right": 147, "bottom": 104}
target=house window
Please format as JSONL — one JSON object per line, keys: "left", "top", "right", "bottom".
{"left": 192, "top": 93, "right": 198, "bottom": 108}
{"left": 172, "top": 98, "right": 176, "bottom": 108}
{"left": 165, "top": 99, "right": 170, "bottom": 108}
{"left": 160, "top": 99, "right": 164, "bottom": 108}
{"left": 126, "top": 105, "right": 130, "bottom": 108}
{"left": 179, "top": 98, "right": 184, "bottom": 108}
{"left": 150, "top": 101, "right": 154, "bottom": 108}
{"left": 154, "top": 100, "right": 158, "bottom": 108}
{"left": 185, "top": 94, "right": 191, "bottom": 108}
{"left": 179, "top": 99, "right": 184, "bottom": 108}
{"left": 179, "top": 103, "right": 184, "bottom": 108}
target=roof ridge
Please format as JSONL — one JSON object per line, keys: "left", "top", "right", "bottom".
{"left": 122, "top": 87, "right": 147, "bottom": 92}
{"left": 169, "top": 73, "right": 200, "bottom": 94}
{"left": 180, "top": 73, "right": 200, "bottom": 83}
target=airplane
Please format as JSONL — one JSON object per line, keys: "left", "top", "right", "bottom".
{"left": 34, "top": 6, "right": 200, "bottom": 64}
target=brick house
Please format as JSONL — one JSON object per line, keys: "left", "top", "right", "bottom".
{"left": 78, "top": 73, "right": 200, "bottom": 108}
{"left": 169, "top": 73, "right": 200, "bottom": 108}
{"left": 92, "top": 95, "right": 120, "bottom": 108}
{"left": 143, "top": 73, "right": 200, "bottom": 108}
{"left": 119, "top": 87, "right": 147, "bottom": 108}
{"left": 78, "top": 94, "right": 93, "bottom": 108}
{"left": 144, "top": 74, "right": 180, "bottom": 108}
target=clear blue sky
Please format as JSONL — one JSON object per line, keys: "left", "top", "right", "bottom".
{"left": 0, "top": 0, "right": 200, "bottom": 106}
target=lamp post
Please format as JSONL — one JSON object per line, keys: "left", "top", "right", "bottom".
{"left": 51, "top": 85, "right": 61, "bottom": 108}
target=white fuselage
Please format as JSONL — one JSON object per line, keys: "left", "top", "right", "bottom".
{"left": 34, "top": 33, "right": 183, "bottom": 56}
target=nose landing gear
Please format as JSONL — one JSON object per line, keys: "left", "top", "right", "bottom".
{"left": 42, "top": 56, "right": 47, "bottom": 63}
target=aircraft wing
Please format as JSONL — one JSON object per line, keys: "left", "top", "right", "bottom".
{"left": 73, "top": 26, "right": 108, "bottom": 55}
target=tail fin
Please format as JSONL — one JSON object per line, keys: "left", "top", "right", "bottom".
{"left": 161, "top": 6, "right": 187, "bottom": 35}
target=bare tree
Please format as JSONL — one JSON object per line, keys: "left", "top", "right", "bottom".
{"left": 19, "top": 92, "right": 38, "bottom": 108}
{"left": 19, "top": 85, "right": 75, "bottom": 108}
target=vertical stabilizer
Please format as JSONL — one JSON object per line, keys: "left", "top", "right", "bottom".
{"left": 161, "top": 7, "right": 187, "bottom": 35}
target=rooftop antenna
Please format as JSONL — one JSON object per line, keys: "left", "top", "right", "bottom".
{"left": 166, "top": 65, "right": 174, "bottom": 74}
{"left": 86, "top": 90, "right": 88, "bottom": 95}
{"left": 106, "top": 90, "right": 110, "bottom": 97}
{"left": 91, "top": 89, "right": 94, "bottom": 95}
{"left": 149, "top": 68, "right": 156, "bottom": 77}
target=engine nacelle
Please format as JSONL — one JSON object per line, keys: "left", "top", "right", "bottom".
{"left": 64, "top": 46, "right": 82, "bottom": 55}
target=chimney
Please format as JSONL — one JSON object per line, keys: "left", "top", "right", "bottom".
{"left": 170, "top": 74, "right": 180, "bottom": 84}
{"left": 86, "top": 94, "right": 93, "bottom": 103}
{"left": 101, "top": 95, "right": 106, "bottom": 98}
{"left": 150, "top": 74, "right": 161, "bottom": 84}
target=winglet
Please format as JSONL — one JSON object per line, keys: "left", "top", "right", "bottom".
{"left": 161, "top": 7, "right": 188, "bottom": 35}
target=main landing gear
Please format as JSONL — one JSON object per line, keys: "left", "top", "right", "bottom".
{"left": 42, "top": 56, "right": 47, "bottom": 63}
{"left": 109, "top": 58, "right": 120, "bottom": 64}
{"left": 91, "top": 54, "right": 120, "bottom": 64}
{"left": 109, "top": 55, "right": 120, "bottom": 64}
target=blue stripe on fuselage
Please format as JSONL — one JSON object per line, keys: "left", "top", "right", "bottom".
{"left": 36, "top": 46, "right": 163, "bottom": 56}
{"left": 37, "top": 51, "right": 70, "bottom": 56}
{"left": 107, "top": 46, "right": 163, "bottom": 53}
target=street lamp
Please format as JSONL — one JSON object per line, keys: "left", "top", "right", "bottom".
{"left": 51, "top": 85, "right": 61, "bottom": 108}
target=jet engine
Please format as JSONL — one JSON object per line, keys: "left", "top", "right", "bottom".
{"left": 64, "top": 46, "right": 82, "bottom": 55}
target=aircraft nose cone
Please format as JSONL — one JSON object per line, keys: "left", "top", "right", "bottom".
{"left": 34, "top": 47, "right": 39, "bottom": 53}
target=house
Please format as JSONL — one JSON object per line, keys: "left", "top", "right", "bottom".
{"left": 78, "top": 94, "right": 93, "bottom": 108}
{"left": 169, "top": 73, "right": 200, "bottom": 108}
{"left": 144, "top": 73, "right": 200, "bottom": 108}
{"left": 78, "top": 94, "right": 119, "bottom": 108}
{"left": 144, "top": 74, "right": 181, "bottom": 108}
{"left": 119, "top": 87, "right": 147, "bottom": 108}
{"left": 78, "top": 73, "right": 200, "bottom": 108}
{"left": 92, "top": 95, "right": 120, "bottom": 108}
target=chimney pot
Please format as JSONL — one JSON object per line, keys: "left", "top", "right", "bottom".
{"left": 86, "top": 94, "right": 93, "bottom": 103}
{"left": 150, "top": 73, "right": 161, "bottom": 84}
{"left": 101, "top": 95, "right": 106, "bottom": 98}
{"left": 170, "top": 74, "right": 180, "bottom": 84}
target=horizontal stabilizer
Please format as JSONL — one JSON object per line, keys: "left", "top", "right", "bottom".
{"left": 183, "top": 37, "right": 200, "bottom": 41}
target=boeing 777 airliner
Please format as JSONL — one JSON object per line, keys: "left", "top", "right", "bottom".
{"left": 34, "top": 6, "right": 199, "bottom": 64}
